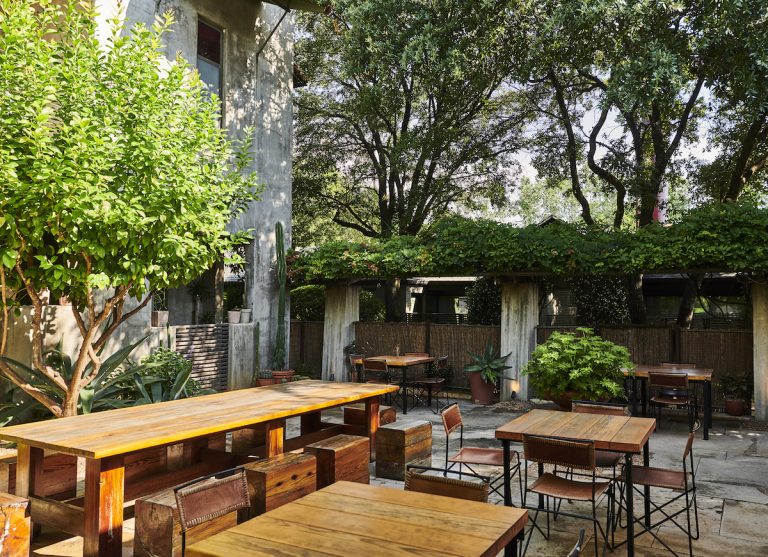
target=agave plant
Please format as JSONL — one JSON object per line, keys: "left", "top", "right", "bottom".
{"left": 464, "top": 344, "right": 513, "bottom": 384}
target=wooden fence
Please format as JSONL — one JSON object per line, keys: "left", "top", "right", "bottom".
{"left": 289, "top": 321, "right": 324, "bottom": 377}
{"left": 175, "top": 324, "right": 229, "bottom": 391}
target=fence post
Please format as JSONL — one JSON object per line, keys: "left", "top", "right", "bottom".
{"left": 500, "top": 282, "right": 540, "bottom": 401}
{"left": 753, "top": 284, "right": 768, "bottom": 420}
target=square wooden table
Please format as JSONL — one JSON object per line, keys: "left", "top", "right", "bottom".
{"left": 0, "top": 381, "right": 397, "bottom": 557}
{"left": 625, "top": 365, "right": 714, "bottom": 439}
{"left": 353, "top": 354, "right": 436, "bottom": 414}
{"left": 496, "top": 409, "right": 656, "bottom": 556}
{"left": 185, "top": 481, "right": 529, "bottom": 557}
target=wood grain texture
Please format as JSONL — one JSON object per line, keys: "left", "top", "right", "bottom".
{"left": 0, "top": 381, "right": 398, "bottom": 459}
{"left": 495, "top": 409, "right": 655, "bottom": 454}
{"left": 0, "top": 492, "right": 30, "bottom": 557}
{"left": 352, "top": 355, "right": 435, "bottom": 368}
{"left": 305, "top": 435, "right": 370, "bottom": 488}
{"left": 83, "top": 456, "right": 124, "bottom": 557}
{"left": 375, "top": 420, "right": 432, "bottom": 480}
{"left": 244, "top": 452, "right": 317, "bottom": 516}
{"left": 185, "top": 481, "right": 527, "bottom": 557}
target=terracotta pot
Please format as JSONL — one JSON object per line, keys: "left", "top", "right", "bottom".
{"left": 257, "top": 378, "right": 276, "bottom": 387}
{"left": 468, "top": 372, "right": 495, "bottom": 405}
{"left": 724, "top": 398, "right": 748, "bottom": 417}
{"left": 546, "top": 391, "right": 578, "bottom": 411}
{"left": 271, "top": 370, "right": 295, "bottom": 383}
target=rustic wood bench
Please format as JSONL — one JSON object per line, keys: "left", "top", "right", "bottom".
{"left": 243, "top": 452, "right": 316, "bottom": 516}
{"left": 375, "top": 420, "right": 432, "bottom": 480}
{"left": 305, "top": 434, "right": 370, "bottom": 488}
{"left": 342, "top": 404, "right": 396, "bottom": 436}
{"left": 0, "top": 492, "right": 30, "bottom": 557}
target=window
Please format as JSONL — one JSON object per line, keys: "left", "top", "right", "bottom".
{"left": 196, "top": 20, "right": 222, "bottom": 102}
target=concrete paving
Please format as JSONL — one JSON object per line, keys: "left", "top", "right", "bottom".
{"left": 30, "top": 401, "right": 768, "bottom": 556}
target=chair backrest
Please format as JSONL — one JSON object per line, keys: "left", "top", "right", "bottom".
{"left": 661, "top": 362, "right": 696, "bottom": 368}
{"left": 441, "top": 403, "right": 463, "bottom": 436}
{"left": 684, "top": 420, "right": 701, "bottom": 460}
{"left": 348, "top": 354, "right": 365, "bottom": 369}
{"left": 362, "top": 358, "right": 388, "bottom": 373}
{"left": 571, "top": 400, "right": 627, "bottom": 416}
{"left": 523, "top": 435, "right": 596, "bottom": 471}
{"left": 436, "top": 355, "right": 449, "bottom": 369}
{"left": 648, "top": 371, "right": 688, "bottom": 389}
{"left": 567, "top": 529, "right": 586, "bottom": 557}
{"left": 174, "top": 468, "right": 250, "bottom": 533}
{"left": 404, "top": 470, "right": 489, "bottom": 503}
{"left": 405, "top": 352, "right": 429, "bottom": 358}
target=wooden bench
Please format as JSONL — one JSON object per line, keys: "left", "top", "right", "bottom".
{"left": 343, "top": 404, "right": 396, "bottom": 427}
{"left": 0, "top": 451, "right": 78, "bottom": 500}
{"left": 375, "top": 420, "right": 432, "bottom": 480}
{"left": 305, "top": 434, "right": 370, "bottom": 488}
{"left": 0, "top": 492, "right": 30, "bottom": 557}
{"left": 244, "top": 452, "right": 316, "bottom": 516}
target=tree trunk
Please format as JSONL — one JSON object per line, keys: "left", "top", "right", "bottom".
{"left": 384, "top": 278, "right": 406, "bottom": 322}
{"left": 61, "top": 395, "right": 79, "bottom": 417}
{"left": 676, "top": 273, "right": 703, "bottom": 329}
{"left": 627, "top": 273, "right": 647, "bottom": 324}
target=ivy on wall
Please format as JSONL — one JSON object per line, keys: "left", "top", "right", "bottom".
{"left": 289, "top": 203, "right": 768, "bottom": 282}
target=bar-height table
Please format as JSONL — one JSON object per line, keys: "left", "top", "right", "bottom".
{"left": 625, "top": 365, "right": 713, "bottom": 439}
{"left": 496, "top": 410, "right": 656, "bottom": 556}
{"left": 185, "top": 481, "right": 528, "bottom": 557}
{"left": 353, "top": 354, "right": 436, "bottom": 414}
{"left": 0, "top": 380, "right": 398, "bottom": 557}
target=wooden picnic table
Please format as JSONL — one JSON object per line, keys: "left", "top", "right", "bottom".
{"left": 624, "top": 365, "right": 714, "bottom": 439}
{"left": 352, "top": 354, "right": 436, "bottom": 414}
{"left": 185, "top": 480, "right": 528, "bottom": 557}
{"left": 0, "top": 380, "right": 397, "bottom": 557}
{"left": 496, "top": 409, "right": 656, "bottom": 557}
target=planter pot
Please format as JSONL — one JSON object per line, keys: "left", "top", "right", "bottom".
{"left": 546, "top": 391, "right": 578, "bottom": 411}
{"left": 724, "top": 398, "right": 748, "bottom": 417}
{"left": 257, "top": 378, "right": 276, "bottom": 387}
{"left": 228, "top": 310, "right": 241, "bottom": 324}
{"left": 467, "top": 372, "right": 495, "bottom": 405}
{"left": 271, "top": 370, "right": 295, "bottom": 383}
{"left": 151, "top": 310, "right": 169, "bottom": 327}
{"left": 240, "top": 309, "right": 252, "bottom": 323}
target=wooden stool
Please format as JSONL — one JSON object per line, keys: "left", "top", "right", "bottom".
{"left": 343, "top": 404, "right": 396, "bottom": 427}
{"left": 134, "top": 486, "right": 237, "bottom": 557}
{"left": 0, "top": 492, "right": 29, "bottom": 557}
{"left": 376, "top": 420, "right": 432, "bottom": 480}
{"left": 305, "top": 434, "right": 370, "bottom": 488}
{"left": 244, "top": 452, "right": 316, "bottom": 516}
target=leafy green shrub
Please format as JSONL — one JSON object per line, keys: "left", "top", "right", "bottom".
{"left": 523, "top": 328, "right": 631, "bottom": 400}
{"left": 465, "top": 277, "right": 501, "bottom": 325}
{"left": 565, "top": 276, "right": 629, "bottom": 327}
{"left": 291, "top": 285, "right": 325, "bottom": 321}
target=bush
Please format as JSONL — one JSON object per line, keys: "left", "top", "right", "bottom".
{"left": 289, "top": 285, "right": 385, "bottom": 322}
{"left": 466, "top": 277, "right": 501, "bottom": 325}
{"left": 522, "top": 328, "right": 631, "bottom": 401}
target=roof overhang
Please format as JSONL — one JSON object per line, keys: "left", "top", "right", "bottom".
{"left": 262, "top": 0, "right": 327, "bottom": 13}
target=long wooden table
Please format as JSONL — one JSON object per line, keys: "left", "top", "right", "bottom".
{"left": 625, "top": 365, "right": 714, "bottom": 439}
{"left": 185, "top": 481, "right": 528, "bottom": 557}
{"left": 353, "top": 354, "right": 436, "bottom": 414}
{"left": 496, "top": 409, "right": 656, "bottom": 556}
{"left": 0, "top": 380, "right": 398, "bottom": 557}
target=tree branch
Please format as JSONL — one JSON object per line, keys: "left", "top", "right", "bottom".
{"left": 587, "top": 107, "right": 627, "bottom": 229}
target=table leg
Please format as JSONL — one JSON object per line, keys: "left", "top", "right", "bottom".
{"left": 625, "top": 453, "right": 635, "bottom": 557}
{"left": 643, "top": 441, "right": 651, "bottom": 528}
{"left": 537, "top": 463, "right": 544, "bottom": 510}
{"left": 301, "top": 412, "right": 322, "bottom": 435}
{"left": 84, "top": 455, "right": 125, "bottom": 557}
{"left": 15, "top": 444, "right": 44, "bottom": 537}
{"left": 504, "top": 531, "right": 523, "bottom": 557}
{"left": 502, "top": 439, "right": 512, "bottom": 506}
{"left": 640, "top": 377, "right": 648, "bottom": 417}
{"left": 365, "top": 396, "right": 381, "bottom": 461}
{"left": 703, "top": 380, "right": 711, "bottom": 440}
{"left": 630, "top": 376, "right": 638, "bottom": 416}
{"left": 402, "top": 367, "right": 409, "bottom": 415}
{"left": 265, "top": 420, "right": 285, "bottom": 457}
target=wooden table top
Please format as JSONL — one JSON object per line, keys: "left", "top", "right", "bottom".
{"left": 625, "top": 365, "right": 714, "bottom": 381}
{"left": 0, "top": 381, "right": 398, "bottom": 459}
{"left": 185, "top": 481, "right": 528, "bottom": 557}
{"left": 495, "top": 409, "right": 656, "bottom": 453}
{"left": 353, "top": 355, "right": 436, "bottom": 368}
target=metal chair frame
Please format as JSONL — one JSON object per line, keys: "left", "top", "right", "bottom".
{"left": 567, "top": 528, "right": 586, "bottom": 557}
{"left": 615, "top": 423, "right": 700, "bottom": 557}
{"left": 405, "top": 464, "right": 492, "bottom": 502}
{"left": 441, "top": 403, "right": 523, "bottom": 505}
{"left": 648, "top": 372, "right": 699, "bottom": 431}
{"left": 362, "top": 358, "right": 404, "bottom": 407}
{"left": 521, "top": 435, "right": 613, "bottom": 557}
{"left": 410, "top": 355, "right": 450, "bottom": 414}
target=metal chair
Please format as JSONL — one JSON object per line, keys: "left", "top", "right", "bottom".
{"left": 567, "top": 529, "right": 586, "bottom": 557}
{"left": 648, "top": 372, "right": 698, "bottom": 430}
{"left": 348, "top": 353, "right": 365, "bottom": 382}
{"left": 521, "top": 435, "right": 613, "bottom": 557}
{"left": 616, "top": 422, "right": 700, "bottom": 557}
{"left": 411, "top": 355, "right": 449, "bottom": 413}
{"left": 174, "top": 467, "right": 251, "bottom": 555}
{"left": 441, "top": 403, "right": 523, "bottom": 504}
{"left": 405, "top": 467, "right": 491, "bottom": 503}
{"left": 362, "top": 358, "right": 401, "bottom": 406}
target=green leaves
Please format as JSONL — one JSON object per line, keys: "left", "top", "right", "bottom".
{"left": 464, "top": 344, "right": 513, "bottom": 384}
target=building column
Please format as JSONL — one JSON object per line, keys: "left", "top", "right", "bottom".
{"left": 753, "top": 283, "right": 768, "bottom": 420}
{"left": 322, "top": 285, "right": 360, "bottom": 381}
{"left": 500, "top": 282, "right": 540, "bottom": 401}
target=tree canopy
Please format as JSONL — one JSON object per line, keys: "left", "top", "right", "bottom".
{"left": 0, "top": 1, "right": 258, "bottom": 416}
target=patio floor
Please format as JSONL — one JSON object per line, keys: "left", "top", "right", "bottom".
{"left": 30, "top": 401, "right": 768, "bottom": 556}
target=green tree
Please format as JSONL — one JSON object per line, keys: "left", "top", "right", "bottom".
{"left": 0, "top": 2, "right": 258, "bottom": 417}
{"left": 294, "top": 0, "right": 530, "bottom": 318}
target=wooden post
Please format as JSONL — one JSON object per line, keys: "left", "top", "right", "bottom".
{"left": 322, "top": 284, "right": 360, "bottom": 381}
{"left": 500, "top": 282, "right": 540, "bottom": 401}
{"left": 265, "top": 420, "right": 285, "bottom": 457}
{"left": 754, "top": 283, "right": 768, "bottom": 420}
{"left": 365, "top": 396, "right": 380, "bottom": 461}
{"left": 14, "top": 444, "right": 44, "bottom": 500}
{"left": 83, "top": 456, "right": 125, "bottom": 557}
{"left": 300, "top": 412, "right": 322, "bottom": 436}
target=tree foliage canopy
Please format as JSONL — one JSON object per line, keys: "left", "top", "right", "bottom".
{"left": 0, "top": 1, "right": 258, "bottom": 416}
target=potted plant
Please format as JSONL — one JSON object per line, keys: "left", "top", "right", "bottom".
{"left": 719, "top": 374, "right": 752, "bottom": 416}
{"left": 151, "top": 289, "right": 169, "bottom": 327}
{"left": 523, "top": 328, "right": 631, "bottom": 410}
{"left": 240, "top": 308, "right": 252, "bottom": 322}
{"left": 256, "top": 370, "right": 275, "bottom": 387}
{"left": 464, "top": 345, "right": 512, "bottom": 405}
{"left": 269, "top": 222, "right": 294, "bottom": 381}
{"left": 228, "top": 307, "right": 241, "bottom": 324}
